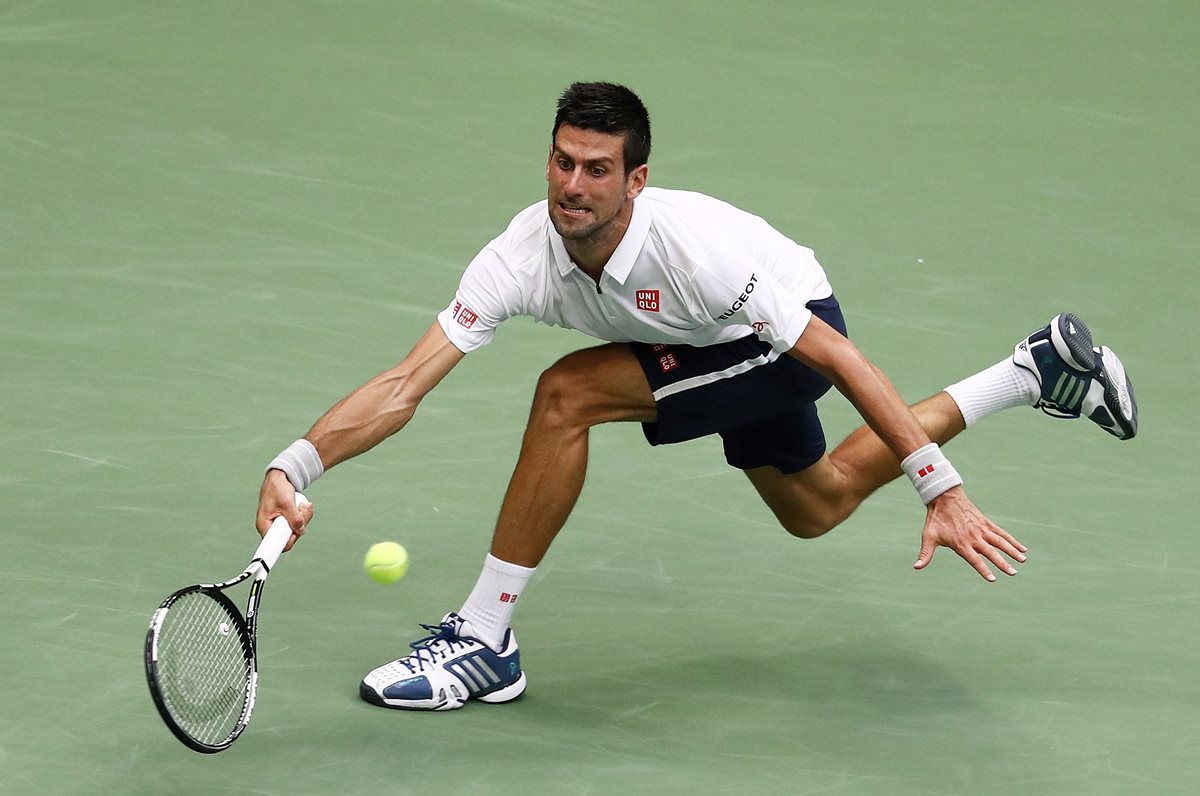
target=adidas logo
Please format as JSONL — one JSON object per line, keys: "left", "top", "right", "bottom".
{"left": 448, "top": 653, "right": 506, "bottom": 694}
{"left": 1049, "top": 371, "right": 1086, "bottom": 410}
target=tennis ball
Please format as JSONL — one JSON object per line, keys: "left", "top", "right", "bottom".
{"left": 364, "top": 542, "right": 409, "bottom": 584}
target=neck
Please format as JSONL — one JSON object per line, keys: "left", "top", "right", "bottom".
{"left": 564, "top": 207, "right": 632, "bottom": 284}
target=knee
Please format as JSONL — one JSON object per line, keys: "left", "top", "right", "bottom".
{"left": 751, "top": 462, "right": 854, "bottom": 541}
{"left": 529, "top": 360, "right": 596, "bottom": 431}
{"left": 779, "top": 515, "right": 835, "bottom": 540}
{"left": 525, "top": 344, "right": 653, "bottom": 433}
{"left": 767, "top": 498, "right": 843, "bottom": 539}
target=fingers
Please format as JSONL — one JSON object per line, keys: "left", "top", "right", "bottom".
{"left": 285, "top": 500, "right": 312, "bottom": 535}
{"left": 992, "top": 526, "right": 1028, "bottom": 556}
{"left": 296, "top": 500, "right": 314, "bottom": 529}
{"left": 281, "top": 502, "right": 315, "bottom": 552}
{"left": 978, "top": 545, "right": 1013, "bottom": 579}
{"left": 913, "top": 540, "right": 936, "bottom": 571}
{"left": 986, "top": 530, "right": 1026, "bottom": 564}
{"left": 916, "top": 512, "right": 1028, "bottom": 582}
{"left": 965, "top": 551, "right": 998, "bottom": 582}
{"left": 946, "top": 532, "right": 1026, "bottom": 581}
{"left": 918, "top": 537, "right": 1004, "bottom": 581}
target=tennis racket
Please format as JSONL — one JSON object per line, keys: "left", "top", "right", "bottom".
{"left": 144, "top": 492, "right": 308, "bottom": 753}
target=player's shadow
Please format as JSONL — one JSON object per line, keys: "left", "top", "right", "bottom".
{"left": 538, "top": 631, "right": 982, "bottom": 726}
{"left": 523, "top": 632, "right": 1037, "bottom": 790}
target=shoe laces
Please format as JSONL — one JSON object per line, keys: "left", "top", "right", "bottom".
{"left": 397, "top": 619, "right": 472, "bottom": 674}
{"left": 1034, "top": 400, "right": 1080, "bottom": 420}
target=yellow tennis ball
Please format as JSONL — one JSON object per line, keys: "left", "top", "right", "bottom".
{"left": 364, "top": 542, "right": 409, "bottom": 584}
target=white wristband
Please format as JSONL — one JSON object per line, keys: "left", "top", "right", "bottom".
{"left": 900, "top": 443, "right": 962, "bottom": 505}
{"left": 267, "top": 438, "right": 324, "bottom": 491}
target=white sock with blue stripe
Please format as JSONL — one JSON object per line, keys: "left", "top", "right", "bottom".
{"left": 944, "top": 358, "right": 1040, "bottom": 427}
{"left": 458, "top": 554, "right": 535, "bottom": 651}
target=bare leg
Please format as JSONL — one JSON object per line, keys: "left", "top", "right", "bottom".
{"left": 489, "top": 343, "right": 656, "bottom": 567}
{"left": 747, "top": 392, "right": 966, "bottom": 538}
{"left": 490, "top": 346, "right": 969, "bottom": 555}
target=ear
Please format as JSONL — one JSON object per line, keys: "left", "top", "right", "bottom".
{"left": 626, "top": 163, "right": 648, "bottom": 200}
{"left": 545, "top": 145, "right": 554, "bottom": 181}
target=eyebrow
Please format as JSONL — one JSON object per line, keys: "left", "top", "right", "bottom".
{"left": 552, "top": 146, "right": 616, "bottom": 168}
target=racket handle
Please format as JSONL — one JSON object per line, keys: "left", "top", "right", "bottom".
{"left": 253, "top": 492, "right": 309, "bottom": 571}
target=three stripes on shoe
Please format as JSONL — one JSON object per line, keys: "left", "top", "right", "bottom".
{"left": 1047, "top": 370, "right": 1088, "bottom": 411}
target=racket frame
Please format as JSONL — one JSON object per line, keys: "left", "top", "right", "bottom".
{"left": 144, "top": 499, "right": 302, "bottom": 753}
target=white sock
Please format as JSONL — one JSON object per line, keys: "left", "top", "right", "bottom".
{"left": 944, "top": 358, "right": 1040, "bottom": 427}
{"left": 457, "top": 554, "right": 535, "bottom": 650}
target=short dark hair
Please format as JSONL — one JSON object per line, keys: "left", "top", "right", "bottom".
{"left": 552, "top": 82, "right": 651, "bottom": 174}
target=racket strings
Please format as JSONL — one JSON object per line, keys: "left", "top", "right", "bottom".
{"left": 156, "top": 591, "right": 252, "bottom": 745}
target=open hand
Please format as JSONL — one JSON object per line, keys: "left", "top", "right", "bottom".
{"left": 913, "top": 486, "right": 1027, "bottom": 582}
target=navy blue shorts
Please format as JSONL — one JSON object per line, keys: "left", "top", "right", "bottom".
{"left": 630, "top": 295, "right": 847, "bottom": 474}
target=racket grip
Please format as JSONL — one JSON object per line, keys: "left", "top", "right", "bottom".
{"left": 253, "top": 492, "right": 309, "bottom": 570}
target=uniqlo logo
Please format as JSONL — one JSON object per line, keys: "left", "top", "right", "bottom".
{"left": 456, "top": 304, "right": 478, "bottom": 328}
{"left": 636, "top": 289, "right": 660, "bottom": 312}
{"left": 658, "top": 353, "right": 678, "bottom": 372}
{"left": 918, "top": 464, "right": 935, "bottom": 478}
{"left": 499, "top": 592, "right": 518, "bottom": 604}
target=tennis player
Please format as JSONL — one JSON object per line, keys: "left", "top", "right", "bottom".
{"left": 257, "top": 82, "right": 1137, "bottom": 711}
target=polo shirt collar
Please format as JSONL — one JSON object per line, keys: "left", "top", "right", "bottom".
{"left": 550, "top": 196, "right": 651, "bottom": 284}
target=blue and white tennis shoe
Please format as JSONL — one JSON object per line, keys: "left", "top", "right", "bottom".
{"left": 359, "top": 612, "right": 526, "bottom": 711}
{"left": 1013, "top": 312, "right": 1138, "bottom": 440}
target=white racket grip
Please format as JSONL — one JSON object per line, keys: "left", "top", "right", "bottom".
{"left": 253, "top": 492, "right": 309, "bottom": 571}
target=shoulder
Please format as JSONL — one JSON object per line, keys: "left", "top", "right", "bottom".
{"left": 646, "top": 187, "right": 811, "bottom": 256}
{"left": 640, "top": 188, "right": 777, "bottom": 265}
{"left": 459, "top": 200, "right": 553, "bottom": 298}
{"left": 488, "top": 200, "right": 551, "bottom": 256}
{"left": 644, "top": 187, "right": 781, "bottom": 242}
{"left": 463, "top": 200, "right": 553, "bottom": 286}
{"left": 641, "top": 187, "right": 742, "bottom": 224}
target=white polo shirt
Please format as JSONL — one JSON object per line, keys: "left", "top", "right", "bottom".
{"left": 436, "top": 187, "right": 833, "bottom": 355}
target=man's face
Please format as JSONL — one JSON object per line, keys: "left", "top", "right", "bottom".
{"left": 546, "top": 124, "right": 646, "bottom": 243}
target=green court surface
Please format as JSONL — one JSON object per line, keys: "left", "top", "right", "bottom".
{"left": 2, "top": 2, "right": 1197, "bottom": 794}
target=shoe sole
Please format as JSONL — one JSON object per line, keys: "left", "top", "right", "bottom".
{"left": 477, "top": 671, "right": 527, "bottom": 703}
{"left": 1050, "top": 312, "right": 1097, "bottom": 372}
{"left": 1097, "top": 345, "right": 1138, "bottom": 439}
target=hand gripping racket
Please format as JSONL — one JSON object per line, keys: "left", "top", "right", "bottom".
{"left": 144, "top": 493, "right": 308, "bottom": 753}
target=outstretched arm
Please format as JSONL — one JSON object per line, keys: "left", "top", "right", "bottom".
{"left": 788, "top": 315, "right": 1026, "bottom": 581}
{"left": 257, "top": 322, "right": 465, "bottom": 548}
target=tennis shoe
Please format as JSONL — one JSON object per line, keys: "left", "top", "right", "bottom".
{"left": 359, "top": 612, "right": 525, "bottom": 711}
{"left": 1013, "top": 312, "right": 1137, "bottom": 439}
